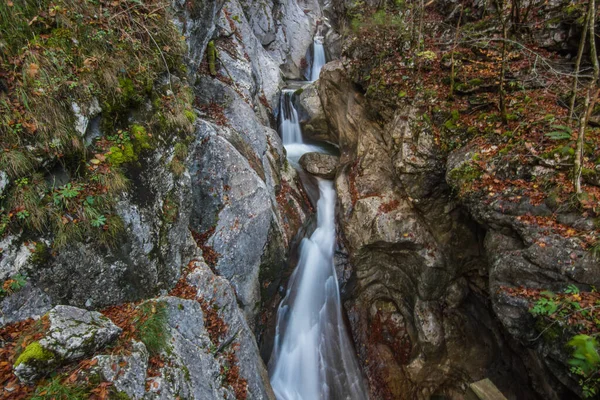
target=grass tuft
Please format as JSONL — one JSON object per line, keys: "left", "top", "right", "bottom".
{"left": 134, "top": 301, "right": 169, "bottom": 355}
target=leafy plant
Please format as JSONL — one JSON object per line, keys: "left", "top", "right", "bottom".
{"left": 531, "top": 294, "right": 558, "bottom": 316}
{"left": 569, "top": 334, "right": 600, "bottom": 398}
{"left": 0, "top": 274, "right": 27, "bottom": 298}
{"left": 566, "top": 284, "right": 581, "bottom": 295}
{"left": 90, "top": 215, "right": 107, "bottom": 228}
{"left": 546, "top": 125, "right": 573, "bottom": 140}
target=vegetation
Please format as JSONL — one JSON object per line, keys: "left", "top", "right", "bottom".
{"left": 522, "top": 285, "right": 600, "bottom": 397}
{"left": 14, "top": 341, "right": 54, "bottom": 367}
{"left": 0, "top": 0, "right": 194, "bottom": 249}
{"left": 0, "top": 273, "right": 27, "bottom": 299}
{"left": 346, "top": 1, "right": 599, "bottom": 396}
{"left": 30, "top": 375, "right": 92, "bottom": 400}
{"left": 133, "top": 301, "right": 169, "bottom": 355}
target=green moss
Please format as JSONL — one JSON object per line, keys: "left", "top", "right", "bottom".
{"left": 29, "top": 242, "right": 50, "bottom": 267}
{"left": 14, "top": 341, "right": 54, "bottom": 367}
{"left": 184, "top": 109, "right": 197, "bottom": 123}
{"left": 107, "top": 143, "right": 136, "bottom": 166}
{"left": 582, "top": 168, "right": 597, "bottom": 177}
{"left": 207, "top": 41, "right": 217, "bottom": 76}
{"left": 448, "top": 162, "right": 483, "bottom": 190}
{"left": 131, "top": 124, "right": 152, "bottom": 150}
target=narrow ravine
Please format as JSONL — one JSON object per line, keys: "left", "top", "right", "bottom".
{"left": 268, "top": 43, "right": 369, "bottom": 400}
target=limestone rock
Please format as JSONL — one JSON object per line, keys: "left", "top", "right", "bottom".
{"left": 297, "top": 80, "right": 330, "bottom": 141}
{"left": 95, "top": 341, "right": 148, "bottom": 400}
{"left": 299, "top": 152, "right": 339, "bottom": 179}
{"left": 14, "top": 305, "right": 121, "bottom": 383}
{"left": 319, "top": 60, "right": 534, "bottom": 399}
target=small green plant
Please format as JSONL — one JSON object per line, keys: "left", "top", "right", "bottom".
{"left": 207, "top": 41, "right": 217, "bottom": 76}
{"left": 0, "top": 274, "right": 27, "bottom": 298}
{"left": 134, "top": 301, "right": 168, "bottom": 355}
{"left": 566, "top": 285, "right": 581, "bottom": 295}
{"left": 530, "top": 292, "right": 558, "bottom": 316}
{"left": 569, "top": 335, "right": 600, "bottom": 398}
{"left": 546, "top": 125, "right": 573, "bottom": 140}
{"left": 91, "top": 215, "right": 107, "bottom": 227}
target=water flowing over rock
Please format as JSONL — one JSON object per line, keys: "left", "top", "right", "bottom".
{"left": 269, "top": 89, "right": 368, "bottom": 400}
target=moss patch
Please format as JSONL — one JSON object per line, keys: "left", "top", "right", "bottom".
{"left": 14, "top": 341, "right": 55, "bottom": 367}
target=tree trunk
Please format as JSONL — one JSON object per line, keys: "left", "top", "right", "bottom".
{"left": 568, "top": 0, "right": 593, "bottom": 119}
{"left": 499, "top": 23, "right": 508, "bottom": 124}
{"left": 574, "top": 0, "right": 599, "bottom": 194}
{"left": 449, "top": 6, "right": 463, "bottom": 99}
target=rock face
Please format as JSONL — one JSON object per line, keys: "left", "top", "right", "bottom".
{"left": 299, "top": 152, "right": 339, "bottom": 179}
{"left": 0, "top": 0, "right": 311, "bottom": 331}
{"left": 187, "top": 0, "right": 313, "bottom": 328}
{"left": 95, "top": 261, "right": 275, "bottom": 400}
{"left": 240, "top": 0, "right": 322, "bottom": 79}
{"left": 448, "top": 145, "right": 600, "bottom": 399}
{"left": 297, "top": 80, "right": 331, "bottom": 141}
{"left": 318, "top": 61, "right": 536, "bottom": 399}
{"left": 95, "top": 341, "right": 149, "bottom": 400}
{"left": 14, "top": 306, "right": 121, "bottom": 383}
{"left": 2, "top": 1, "right": 315, "bottom": 397}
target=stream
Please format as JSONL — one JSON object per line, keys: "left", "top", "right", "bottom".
{"left": 268, "top": 39, "right": 369, "bottom": 400}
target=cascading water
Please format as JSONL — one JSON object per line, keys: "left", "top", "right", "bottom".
{"left": 269, "top": 91, "right": 369, "bottom": 400}
{"left": 279, "top": 89, "right": 304, "bottom": 145}
{"left": 310, "top": 36, "right": 326, "bottom": 82}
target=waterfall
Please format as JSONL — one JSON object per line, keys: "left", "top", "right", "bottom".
{"left": 310, "top": 36, "right": 326, "bottom": 82}
{"left": 269, "top": 92, "right": 369, "bottom": 400}
{"left": 279, "top": 89, "right": 303, "bottom": 145}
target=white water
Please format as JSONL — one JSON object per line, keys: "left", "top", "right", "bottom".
{"left": 269, "top": 91, "right": 369, "bottom": 400}
{"left": 310, "top": 36, "right": 326, "bottom": 82}
{"left": 279, "top": 89, "right": 304, "bottom": 145}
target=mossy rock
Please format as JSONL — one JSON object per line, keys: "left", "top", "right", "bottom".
{"left": 13, "top": 341, "right": 58, "bottom": 383}
{"left": 15, "top": 342, "right": 55, "bottom": 367}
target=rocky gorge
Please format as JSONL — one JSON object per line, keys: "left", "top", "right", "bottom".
{"left": 1, "top": 0, "right": 600, "bottom": 399}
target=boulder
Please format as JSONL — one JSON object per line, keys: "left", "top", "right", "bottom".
{"left": 298, "top": 152, "right": 339, "bottom": 179}
{"left": 297, "top": 81, "right": 330, "bottom": 141}
{"left": 14, "top": 305, "right": 121, "bottom": 383}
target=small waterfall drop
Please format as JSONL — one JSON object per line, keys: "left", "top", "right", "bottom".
{"left": 279, "top": 89, "right": 303, "bottom": 145}
{"left": 270, "top": 91, "right": 369, "bottom": 400}
{"left": 310, "top": 36, "right": 326, "bottom": 82}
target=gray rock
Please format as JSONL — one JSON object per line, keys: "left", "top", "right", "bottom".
{"left": 95, "top": 341, "right": 149, "bottom": 399}
{"left": 298, "top": 152, "right": 339, "bottom": 179}
{"left": 40, "top": 305, "right": 121, "bottom": 360}
{"left": 0, "top": 171, "right": 8, "bottom": 196}
{"left": 138, "top": 262, "right": 275, "bottom": 399}
{"left": 71, "top": 98, "right": 101, "bottom": 136}
{"left": 171, "top": 0, "right": 226, "bottom": 73}
{"left": 0, "top": 284, "right": 52, "bottom": 326}
{"left": 32, "top": 144, "right": 195, "bottom": 311}
{"left": 14, "top": 305, "right": 121, "bottom": 383}
{"left": 298, "top": 80, "right": 330, "bottom": 141}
